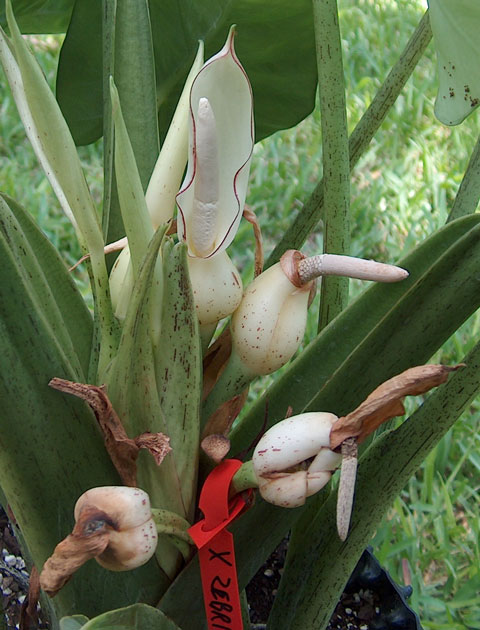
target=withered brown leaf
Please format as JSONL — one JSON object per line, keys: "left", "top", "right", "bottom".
{"left": 49, "top": 378, "right": 171, "bottom": 486}
{"left": 202, "top": 390, "right": 248, "bottom": 440}
{"left": 39, "top": 506, "right": 111, "bottom": 597}
{"left": 243, "top": 205, "right": 264, "bottom": 277}
{"left": 202, "top": 327, "right": 233, "bottom": 400}
{"left": 329, "top": 364, "right": 464, "bottom": 451}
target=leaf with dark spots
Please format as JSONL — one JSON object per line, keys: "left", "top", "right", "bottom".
{"left": 329, "top": 364, "right": 464, "bottom": 450}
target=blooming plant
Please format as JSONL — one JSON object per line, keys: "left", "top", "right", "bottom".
{"left": 1, "top": 1, "right": 480, "bottom": 629}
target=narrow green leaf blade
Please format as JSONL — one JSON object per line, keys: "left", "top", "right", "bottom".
{"left": 153, "top": 240, "right": 201, "bottom": 521}
{"left": 56, "top": 0, "right": 102, "bottom": 145}
{"left": 1, "top": 193, "right": 93, "bottom": 379}
{"left": 113, "top": 0, "right": 158, "bottom": 189}
{"left": 110, "top": 78, "right": 154, "bottom": 276}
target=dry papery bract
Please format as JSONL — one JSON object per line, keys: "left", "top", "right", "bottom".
{"left": 329, "top": 364, "right": 464, "bottom": 451}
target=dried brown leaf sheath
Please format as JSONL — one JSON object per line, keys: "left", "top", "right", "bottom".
{"left": 202, "top": 327, "right": 233, "bottom": 400}
{"left": 202, "top": 390, "right": 248, "bottom": 439}
{"left": 330, "top": 364, "right": 464, "bottom": 451}
{"left": 39, "top": 506, "right": 111, "bottom": 597}
{"left": 243, "top": 205, "right": 264, "bottom": 277}
{"left": 49, "top": 378, "right": 171, "bottom": 485}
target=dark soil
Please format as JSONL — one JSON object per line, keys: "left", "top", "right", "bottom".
{"left": 246, "top": 538, "right": 382, "bottom": 630}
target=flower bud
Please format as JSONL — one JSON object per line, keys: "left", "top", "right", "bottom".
{"left": 188, "top": 251, "right": 243, "bottom": 325}
{"left": 230, "top": 262, "right": 311, "bottom": 375}
{"left": 74, "top": 486, "right": 158, "bottom": 571}
{"left": 252, "top": 412, "right": 342, "bottom": 507}
{"left": 109, "top": 245, "right": 133, "bottom": 320}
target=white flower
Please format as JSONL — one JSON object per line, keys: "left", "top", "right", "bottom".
{"left": 252, "top": 412, "right": 342, "bottom": 508}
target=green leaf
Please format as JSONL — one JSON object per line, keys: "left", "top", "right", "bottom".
{"left": 0, "top": 203, "right": 166, "bottom": 620}
{"left": 60, "top": 615, "right": 90, "bottom": 630}
{"left": 153, "top": 240, "right": 201, "bottom": 521}
{"left": 79, "top": 604, "right": 183, "bottom": 630}
{"left": 56, "top": 0, "right": 317, "bottom": 146}
{"left": 429, "top": 0, "right": 480, "bottom": 125}
{"left": 106, "top": 235, "right": 201, "bottom": 522}
{"left": 56, "top": 0, "right": 103, "bottom": 146}
{"left": 1, "top": 193, "right": 93, "bottom": 379}
{"left": 0, "top": 0, "right": 74, "bottom": 33}
{"left": 0, "top": 1, "right": 118, "bottom": 375}
{"left": 268, "top": 342, "right": 480, "bottom": 629}
{"left": 109, "top": 78, "right": 154, "bottom": 275}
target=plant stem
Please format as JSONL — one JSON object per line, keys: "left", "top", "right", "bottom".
{"left": 267, "top": 10, "right": 432, "bottom": 268}
{"left": 313, "top": 0, "right": 351, "bottom": 331}
{"left": 231, "top": 460, "right": 258, "bottom": 495}
{"left": 447, "top": 132, "right": 480, "bottom": 222}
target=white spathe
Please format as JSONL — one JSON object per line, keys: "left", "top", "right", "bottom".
{"left": 176, "top": 26, "right": 254, "bottom": 259}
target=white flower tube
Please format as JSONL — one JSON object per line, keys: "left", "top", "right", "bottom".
{"left": 176, "top": 26, "right": 254, "bottom": 328}
{"left": 231, "top": 262, "right": 311, "bottom": 376}
{"left": 74, "top": 486, "right": 158, "bottom": 571}
{"left": 176, "top": 26, "right": 254, "bottom": 258}
{"left": 252, "top": 412, "right": 342, "bottom": 508}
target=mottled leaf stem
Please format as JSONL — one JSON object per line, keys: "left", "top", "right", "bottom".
{"left": 447, "top": 132, "right": 480, "bottom": 222}
{"left": 267, "top": 10, "right": 432, "bottom": 267}
{"left": 312, "top": 0, "right": 350, "bottom": 330}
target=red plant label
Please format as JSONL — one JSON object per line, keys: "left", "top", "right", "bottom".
{"left": 189, "top": 459, "right": 250, "bottom": 630}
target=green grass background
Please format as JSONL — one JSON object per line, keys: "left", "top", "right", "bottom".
{"left": 1, "top": 0, "right": 479, "bottom": 627}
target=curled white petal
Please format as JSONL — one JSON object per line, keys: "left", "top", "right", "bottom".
{"left": 306, "top": 471, "right": 333, "bottom": 497}
{"left": 96, "top": 519, "right": 158, "bottom": 571}
{"left": 258, "top": 471, "right": 308, "bottom": 508}
{"left": 253, "top": 412, "right": 338, "bottom": 475}
{"left": 109, "top": 245, "right": 133, "bottom": 320}
{"left": 74, "top": 486, "right": 153, "bottom": 529}
{"left": 253, "top": 413, "right": 341, "bottom": 507}
{"left": 309, "top": 448, "right": 343, "bottom": 473}
{"left": 177, "top": 26, "right": 254, "bottom": 258}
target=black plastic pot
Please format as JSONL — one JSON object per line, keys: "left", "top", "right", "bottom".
{"left": 343, "top": 547, "right": 422, "bottom": 630}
